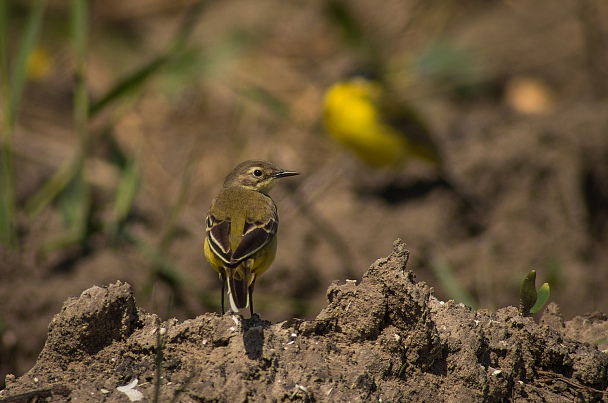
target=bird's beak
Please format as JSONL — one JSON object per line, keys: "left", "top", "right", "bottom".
{"left": 275, "top": 170, "right": 300, "bottom": 178}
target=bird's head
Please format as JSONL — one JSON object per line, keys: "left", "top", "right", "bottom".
{"left": 223, "top": 160, "right": 300, "bottom": 194}
{"left": 323, "top": 72, "right": 384, "bottom": 118}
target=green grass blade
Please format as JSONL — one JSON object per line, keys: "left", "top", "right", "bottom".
{"left": 60, "top": 0, "right": 91, "bottom": 246}
{"left": 0, "top": 147, "right": 15, "bottom": 246}
{"left": 41, "top": 228, "right": 86, "bottom": 256}
{"left": 25, "top": 0, "right": 92, "bottom": 226}
{"left": 40, "top": 171, "right": 90, "bottom": 255}
{"left": 57, "top": 169, "right": 88, "bottom": 230}
{"left": 109, "top": 148, "right": 141, "bottom": 236}
{"left": 168, "top": 0, "right": 207, "bottom": 52}
{"left": 530, "top": 282, "right": 550, "bottom": 314}
{"left": 24, "top": 161, "right": 76, "bottom": 218}
{"left": 89, "top": 55, "right": 170, "bottom": 117}
{"left": 0, "top": 2, "right": 10, "bottom": 107}
{"left": 72, "top": 0, "right": 89, "bottom": 140}
{"left": 9, "top": 0, "right": 46, "bottom": 124}
{"left": 0, "top": 143, "right": 16, "bottom": 246}
{"left": 90, "top": 0, "right": 206, "bottom": 117}
{"left": 0, "top": 1, "right": 12, "bottom": 246}
{"left": 432, "top": 256, "right": 477, "bottom": 309}
{"left": 157, "top": 145, "right": 201, "bottom": 253}
{"left": 0, "top": 0, "right": 46, "bottom": 246}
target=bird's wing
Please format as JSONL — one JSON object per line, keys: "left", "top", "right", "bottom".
{"left": 206, "top": 214, "right": 232, "bottom": 265}
{"left": 231, "top": 213, "right": 278, "bottom": 263}
{"left": 206, "top": 194, "right": 278, "bottom": 266}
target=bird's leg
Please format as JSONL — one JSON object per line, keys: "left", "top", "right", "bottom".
{"left": 249, "top": 282, "right": 255, "bottom": 317}
{"left": 220, "top": 273, "right": 226, "bottom": 315}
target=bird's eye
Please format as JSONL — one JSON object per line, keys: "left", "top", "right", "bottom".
{"left": 253, "top": 169, "right": 263, "bottom": 177}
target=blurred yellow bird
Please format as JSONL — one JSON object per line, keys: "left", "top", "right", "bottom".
{"left": 204, "top": 160, "right": 300, "bottom": 316}
{"left": 323, "top": 73, "right": 440, "bottom": 169}
{"left": 323, "top": 73, "right": 482, "bottom": 211}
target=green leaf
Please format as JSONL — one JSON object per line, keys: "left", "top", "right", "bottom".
{"left": 530, "top": 282, "right": 550, "bottom": 314}
{"left": 519, "top": 270, "right": 537, "bottom": 316}
{"left": 397, "top": 363, "right": 407, "bottom": 379}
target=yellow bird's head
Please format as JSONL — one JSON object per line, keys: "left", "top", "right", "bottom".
{"left": 323, "top": 74, "right": 383, "bottom": 113}
{"left": 322, "top": 74, "right": 383, "bottom": 139}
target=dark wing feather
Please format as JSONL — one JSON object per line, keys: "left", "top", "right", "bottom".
{"left": 231, "top": 217, "right": 277, "bottom": 263}
{"left": 206, "top": 214, "right": 232, "bottom": 264}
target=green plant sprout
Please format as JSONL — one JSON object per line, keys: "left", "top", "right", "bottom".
{"left": 519, "top": 270, "right": 550, "bottom": 317}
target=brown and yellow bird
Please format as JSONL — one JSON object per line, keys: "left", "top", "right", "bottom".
{"left": 204, "top": 160, "right": 300, "bottom": 316}
{"left": 323, "top": 73, "right": 483, "bottom": 212}
{"left": 323, "top": 73, "right": 438, "bottom": 168}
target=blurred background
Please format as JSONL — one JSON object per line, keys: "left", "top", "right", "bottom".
{"left": 1, "top": 0, "right": 608, "bottom": 387}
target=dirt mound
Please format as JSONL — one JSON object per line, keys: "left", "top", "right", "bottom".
{"left": 1, "top": 241, "right": 607, "bottom": 402}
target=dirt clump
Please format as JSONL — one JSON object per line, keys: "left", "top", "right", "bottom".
{"left": 1, "top": 240, "right": 607, "bottom": 402}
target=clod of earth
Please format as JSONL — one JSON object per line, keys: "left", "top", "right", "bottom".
{"left": 1, "top": 240, "right": 607, "bottom": 402}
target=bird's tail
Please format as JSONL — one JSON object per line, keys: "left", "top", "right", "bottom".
{"left": 226, "top": 267, "right": 251, "bottom": 312}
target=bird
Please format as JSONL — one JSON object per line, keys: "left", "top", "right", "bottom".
{"left": 204, "top": 160, "right": 300, "bottom": 316}
{"left": 322, "top": 72, "right": 483, "bottom": 212}
{"left": 323, "top": 72, "right": 442, "bottom": 169}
